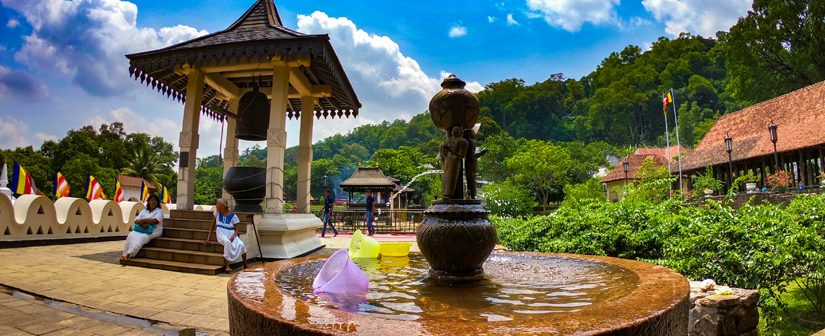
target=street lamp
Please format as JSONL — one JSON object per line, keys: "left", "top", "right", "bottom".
{"left": 622, "top": 160, "right": 630, "bottom": 188}
{"left": 323, "top": 175, "right": 328, "bottom": 190}
{"left": 768, "top": 120, "right": 779, "bottom": 171}
{"left": 725, "top": 133, "right": 734, "bottom": 187}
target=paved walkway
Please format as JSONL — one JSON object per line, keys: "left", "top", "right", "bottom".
{"left": 0, "top": 234, "right": 417, "bottom": 335}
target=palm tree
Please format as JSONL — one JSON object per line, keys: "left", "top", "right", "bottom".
{"left": 121, "top": 147, "right": 167, "bottom": 186}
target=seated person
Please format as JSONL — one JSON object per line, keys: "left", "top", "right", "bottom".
{"left": 121, "top": 194, "right": 164, "bottom": 261}
{"left": 206, "top": 198, "right": 248, "bottom": 273}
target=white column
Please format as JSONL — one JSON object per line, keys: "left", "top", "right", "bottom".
{"left": 296, "top": 96, "right": 315, "bottom": 214}
{"left": 222, "top": 99, "right": 240, "bottom": 208}
{"left": 265, "top": 61, "right": 289, "bottom": 214}
{"left": 177, "top": 68, "right": 203, "bottom": 210}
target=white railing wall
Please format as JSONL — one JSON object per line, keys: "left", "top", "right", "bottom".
{"left": 0, "top": 195, "right": 149, "bottom": 242}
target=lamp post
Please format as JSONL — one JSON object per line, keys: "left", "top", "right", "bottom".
{"left": 622, "top": 160, "right": 630, "bottom": 189}
{"left": 725, "top": 134, "right": 734, "bottom": 188}
{"left": 323, "top": 175, "right": 328, "bottom": 190}
{"left": 768, "top": 120, "right": 779, "bottom": 171}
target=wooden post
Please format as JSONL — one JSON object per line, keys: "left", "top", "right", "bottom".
{"left": 176, "top": 68, "right": 204, "bottom": 210}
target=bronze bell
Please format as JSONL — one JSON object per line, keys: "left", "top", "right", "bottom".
{"left": 236, "top": 85, "right": 270, "bottom": 141}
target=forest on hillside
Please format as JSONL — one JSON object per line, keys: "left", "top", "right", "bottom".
{"left": 4, "top": 0, "right": 824, "bottom": 208}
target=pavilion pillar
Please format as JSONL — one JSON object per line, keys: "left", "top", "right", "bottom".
{"left": 222, "top": 99, "right": 240, "bottom": 208}
{"left": 176, "top": 68, "right": 203, "bottom": 211}
{"left": 819, "top": 147, "right": 824, "bottom": 174}
{"left": 264, "top": 62, "right": 289, "bottom": 214}
{"left": 296, "top": 95, "right": 316, "bottom": 214}
{"left": 798, "top": 151, "right": 805, "bottom": 186}
{"left": 253, "top": 60, "right": 322, "bottom": 259}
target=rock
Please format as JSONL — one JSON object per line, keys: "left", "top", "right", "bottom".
{"left": 698, "top": 294, "right": 739, "bottom": 308}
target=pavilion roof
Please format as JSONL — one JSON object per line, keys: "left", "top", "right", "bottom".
{"left": 340, "top": 167, "right": 398, "bottom": 191}
{"left": 125, "top": 0, "right": 360, "bottom": 121}
{"left": 680, "top": 80, "right": 825, "bottom": 171}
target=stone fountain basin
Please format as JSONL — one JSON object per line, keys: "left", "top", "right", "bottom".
{"left": 228, "top": 252, "right": 689, "bottom": 335}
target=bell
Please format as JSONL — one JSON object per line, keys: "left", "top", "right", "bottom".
{"left": 236, "top": 84, "right": 270, "bottom": 141}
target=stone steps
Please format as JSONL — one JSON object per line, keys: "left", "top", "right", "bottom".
{"left": 151, "top": 237, "right": 224, "bottom": 254}
{"left": 138, "top": 247, "right": 225, "bottom": 266}
{"left": 121, "top": 210, "right": 253, "bottom": 274}
{"left": 119, "top": 258, "right": 223, "bottom": 275}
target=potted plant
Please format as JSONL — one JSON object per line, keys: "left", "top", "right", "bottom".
{"left": 693, "top": 167, "right": 724, "bottom": 197}
{"left": 741, "top": 172, "right": 760, "bottom": 193}
{"left": 765, "top": 170, "right": 792, "bottom": 193}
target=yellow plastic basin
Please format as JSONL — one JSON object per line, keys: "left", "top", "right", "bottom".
{"left": 379, "top": 242, "right": 412, "bottom": 257}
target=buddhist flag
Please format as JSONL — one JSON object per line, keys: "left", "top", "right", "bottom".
{"left": 114, "top": 178, "right": 124, "bottom": 202}
{"left": 140, "top": 180, "right": 150, "bottom": 202}
{"left": 53, "top": 172, "right": 70, "bottom": 198}
{"left": 85, "top": 175, "right": 106, "bottom": 201}
{"left": 10, "top": 162, "right": 37, "bottom": 195}
{"left": 662, "top": 91, "right": 673, "bottom": 115}
{"left": 161, "top": 182, "right": 172, "bottom": 204}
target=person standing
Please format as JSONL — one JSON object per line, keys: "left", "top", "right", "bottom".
{"left": 206, "top": 198, "right": 248, "bottom": 273}
{"left": 365, "top": 190, "right": 375, "bottom": 236}
{"left": 322, "top": 189, "right": 338, "bottom": 237}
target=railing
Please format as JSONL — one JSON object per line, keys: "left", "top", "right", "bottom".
{"left": 322, "top": 209, "right": 426, "bottom": 234}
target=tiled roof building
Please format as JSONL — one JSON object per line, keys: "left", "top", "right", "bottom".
{"left": 679, "top": 80, "right": 825, "bottom": 189}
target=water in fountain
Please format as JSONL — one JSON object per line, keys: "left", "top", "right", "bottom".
{"left": 388, "top": 169, "right": 442, "bottom": 203}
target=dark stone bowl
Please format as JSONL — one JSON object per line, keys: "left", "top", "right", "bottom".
{"left": 223, "top": 167, "right": 265, "bottom": 213}
{"left": 417, "top": 202, "right": 496, "bottom": 283}
{"left": 227, "top": 252, "right": 690, "bottom": 335}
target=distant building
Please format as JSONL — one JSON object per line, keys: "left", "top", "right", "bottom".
{"left": 678, "top": 80, "right": 825, "bottom": 190}
{"left": 339, "top": 166, "right": 414, "bottom": 208}
{"left": 117, "top": 175, "right": 156, "bottom": 202}
{"left": 601, "top": 146, "right": 689, "bottom": 201}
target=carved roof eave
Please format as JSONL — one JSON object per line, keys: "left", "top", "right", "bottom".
{"left": 125, "top": 37, "right": 361, "bottom": 121}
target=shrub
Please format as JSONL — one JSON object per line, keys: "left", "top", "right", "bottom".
{"left": 765, "top": 170, "right": 792, "bottom": 191}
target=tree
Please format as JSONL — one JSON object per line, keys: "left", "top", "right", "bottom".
{"left": 194, "top": 158, "right": 223, "bottom": 205}
{"left": 481, "top": 180, "right": 537, "bottom": 217}
{"left": 722, "top": 0, "right": 825, "bottom": 104}
{"left": 505, "top": 140, "right": 573, "bottom": 208}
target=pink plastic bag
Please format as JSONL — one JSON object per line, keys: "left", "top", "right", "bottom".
{"left": 313, "top": 249, "right": 369, "bottom": 294}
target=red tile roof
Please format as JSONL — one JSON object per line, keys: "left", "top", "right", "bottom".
{"left": 681, "top": 80, "right": 825, "bottom": 171}
{"left": 117, "top": 175, "right": 157, "bottom": 189}
{"left": 601, "top": 154, "right": 669, "bottom": 183}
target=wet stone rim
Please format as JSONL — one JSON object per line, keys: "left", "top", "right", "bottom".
{"left": 227, "top": 252, "right": 690, "bottom": 336}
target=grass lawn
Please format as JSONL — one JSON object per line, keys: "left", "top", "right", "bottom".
{"left": 760, "top": 282, "right": 825, "bottom": 335}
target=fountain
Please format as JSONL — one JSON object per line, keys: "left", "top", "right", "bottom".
{"left": 227, "top": 75, "right": 690, "bottom": 335}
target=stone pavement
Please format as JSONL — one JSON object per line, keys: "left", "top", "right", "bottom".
{"left": 0, "top": 234, "right": 417, "bottom": 335}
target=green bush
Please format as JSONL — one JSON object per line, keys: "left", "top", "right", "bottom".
{"left": 493, "top": 192, "right": 825, "bottom": 325}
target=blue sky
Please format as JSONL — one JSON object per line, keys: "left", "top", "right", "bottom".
{"left": 0, "top": 0, "right": 753, "bottom": 157}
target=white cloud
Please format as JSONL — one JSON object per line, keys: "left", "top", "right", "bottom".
{"left": 642, "top": 0, "right": 751, "bottom": 37}
{"left": 0, "top": 117, "right": 34, "bottom": 149}
{"left": 526, "top": 0, "right": 620, "bottom": 32}
{"left": 448, "top": 25, "right": 467, "bottom": 38}
{"left": 6, "top": 18, "right": 19, "bottom": 28}
{"left": 506, "top": 13, "right": 519, "bottom": 26}
{"left": 34, "top": 132, "right": 57, "bottom": 143}
{"left": 487, "top": 16, "right": 497, "bottom": 23}
{"left": 296, "top": 11, "right": 483, "bottom": 137}
{"left": 2, "top": 0, "right": 208, "bottom": 96}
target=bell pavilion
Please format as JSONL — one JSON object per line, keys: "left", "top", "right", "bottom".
{"left": 126, "top": 0, "right": 361, "bottom": 258}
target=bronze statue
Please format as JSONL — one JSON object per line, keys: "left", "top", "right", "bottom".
{"left": 440, "top": 126, "right": 468, "bottom": 199}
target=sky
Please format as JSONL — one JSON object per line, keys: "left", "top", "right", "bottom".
{"left": 0, "top": 0, "right": 753, "bottom": 158}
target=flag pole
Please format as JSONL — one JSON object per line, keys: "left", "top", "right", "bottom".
{"left": 671, "top": 88, "right": 683, "bottom": 194}
{"left": 663, "top": 93, "right": 671, "bottom": 168}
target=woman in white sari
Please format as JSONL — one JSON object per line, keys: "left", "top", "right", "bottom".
{"left": 121, "top": 194, "right": 164, "bottom": 261}
{"left": 206, "top": 198, "right": 248, "bottom": 273}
